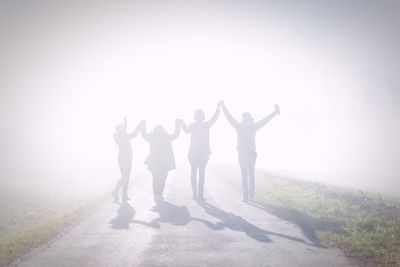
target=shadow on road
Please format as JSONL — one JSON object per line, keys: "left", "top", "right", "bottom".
{"left": 110, "top": 201, "right": 325, "bottom": 247}
{"left": 109, "top": 201, "right": 315, "bottom": 246}
{"left": 119, "top": 201, "right": 218, "bottom": 230}
{"left": 109, "top": 202, "right": 136, "bottom": 230}
{"left": 197, "top": 201, "right": 271, "bottom": 242}
{"left": 248, "top": 201, "right": 341, "bottom": 248}
{"left": 198, "top": 201, "right": 315, "bottom": 244}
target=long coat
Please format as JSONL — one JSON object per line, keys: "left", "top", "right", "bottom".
{"left": 142, "top": 124, "right": 180, "bottom": 173}
{"left": 144, "top": 133, "right": 176, "bottom": 173}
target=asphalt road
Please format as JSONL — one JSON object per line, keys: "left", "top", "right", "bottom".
{"left": 14, "top": 167, "right": 355, "bottom": 267}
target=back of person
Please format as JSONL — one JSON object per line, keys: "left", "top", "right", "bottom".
{"left": 188, "top": 122, "right": 211, "bottom": 158}
{"left": 236, "top": 123, "right": 257, "bottom": 157}
{"left": 114, "top": 133, "right": 133, "bottom": 160}
{"left": 146, "top": 133, "right": 176, "bottom": 172}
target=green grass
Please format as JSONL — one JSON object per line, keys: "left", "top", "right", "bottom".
{"left": 254, "top": 171, "right": 400, "bottom": 267}
{"left": 0, "top": 193, "right": 106, "bottom": 267}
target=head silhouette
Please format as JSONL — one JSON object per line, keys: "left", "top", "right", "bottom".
{"left": 153, "top": 125, "right": 168, "bottom": 137}
{"left": 241, "top": 112, "right": 254, "bottom": 125}
{"left": 194, "top": 109, "right": 205, "bottom": 122}
{"left": 115, "top": 124, "right": 126, "bottom": 134}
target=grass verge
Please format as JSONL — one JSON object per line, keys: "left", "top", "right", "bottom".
{"left": 254, "top": 171, "right": 400, "bottom": 267}
{"left": 0, "top": 194, "right": 106, "bottom": 267}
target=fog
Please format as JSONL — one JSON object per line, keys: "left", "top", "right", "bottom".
{"left": 1, "top": 1, "right": 399, "bottom": 196}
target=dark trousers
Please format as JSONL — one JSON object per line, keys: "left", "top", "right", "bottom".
{"left": 238, "top": 153, "right": 256, "bottom": 200}
{"left": 113, "top": 158, "right": 132, "bottom": 200}
{"left": 151, "top": 170, "right": 169, "bottom": 202}
{"left": 190, "top": 158, "right": 208, "bottom": 199}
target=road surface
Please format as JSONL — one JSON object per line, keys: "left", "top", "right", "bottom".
{"left": 14, "top": 167, "right": 355, "bottom": 267}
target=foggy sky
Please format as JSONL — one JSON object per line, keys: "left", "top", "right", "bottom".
{"left": 1, "top": 0, "right": 399, "bottom": 195}
{"left": 1, "top": 0, "right": 400, "bottom": 124}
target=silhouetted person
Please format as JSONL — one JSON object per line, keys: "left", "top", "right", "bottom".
{"left": 179, "top": 104, "right": 220, "bottom": 201}
{"left": 219, "top": 101, "right": 280, "bottom": 202}
{"left": 141, "top": 120, "right": 180, "bottom": 203}
{"left": 112, "top": 118, "right": 144, "bottom": 203}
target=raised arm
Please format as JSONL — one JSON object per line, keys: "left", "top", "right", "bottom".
{"left": 220, "top": 101, "right": 239, "bottom": 129}
{"left": 141, "top": 121, "right": 150, "bottom": 142}
{"left": 128, "top": 120, "right": 144, "bottom": 139}
{"left": 206, "top": 104, "right": 221, "bottom": 128}
{"left": 255, "top": 105, "right": 280, "bottom": 131}
{"left": 179, "top": 119, "right": 191, "bottom": 134}
{"left": 169, "top": 119, "right": 181, "bottom": 141}
{"left": 123, "top": 117, "right": 128, "bottom": 132}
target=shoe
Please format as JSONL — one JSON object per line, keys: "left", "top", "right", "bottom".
{"left": 154, "top": 195, "right": 163, "bottom": 204}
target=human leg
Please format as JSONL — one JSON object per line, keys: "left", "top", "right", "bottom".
{"left": 198, "top": 159, "right": 208, "bottom": 200}
{"left": 112, "top": 159, "right": 125, "bottom": 200}
{"left": 158, "top": 170, "right": 169, "bottom": 200}
{"left": 112, "top": 178, "right": 122, "bottom": 201}
{"left": 151, "top": 172, "right": 159, "bottom": 203}
{"left": 121, "top": 160, "right": 132, "bottom": 202}
{"left": 248, "top": 156, "right": 256, "bottom": 201}
{"left": 239, "top": 155, "right": 249, "bottom": 201}
{"left": 190, "top": 161, "right": 198, "bottom": 199}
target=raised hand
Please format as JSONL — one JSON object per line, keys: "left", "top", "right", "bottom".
{"left": 139, "top": 120, "right": 145, "bottom": 129}
{"left": 274, "top": 104, "right": 280, "bottom": 115}
{"left": 140, "top": 120, "right": 146, "bottom": 131}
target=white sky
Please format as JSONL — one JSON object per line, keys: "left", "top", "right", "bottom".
{"left": 1, "top": 1, "right": 399, "bottom": 194}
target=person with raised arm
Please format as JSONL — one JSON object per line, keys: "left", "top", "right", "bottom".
{"left": 112, "top": 117, "right": 144, "bottom": 203}
{"left": 179, "top": 104, "right": 220, "bottom": 201}
{"left": 141, "top": 119, "right": 181, "bottom": 204}
{"left": 219, "top": 101, "right": 280, "bottom": 202}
